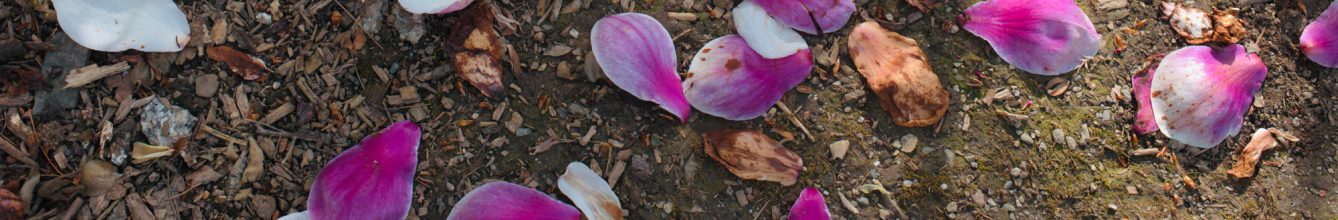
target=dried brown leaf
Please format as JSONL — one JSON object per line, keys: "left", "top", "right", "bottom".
{"left": 448, "top": 2, "right": 505, "bottom": 100}
{"left": 206, "top": 46, "right": 270, "bottom": 81}
{"left": 701, "top": 129, "right": 803, "bottom": 186}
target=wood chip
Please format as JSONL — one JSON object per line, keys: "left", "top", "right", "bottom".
{"left": 63, "top": 62, "right": 130, "bottom": 88}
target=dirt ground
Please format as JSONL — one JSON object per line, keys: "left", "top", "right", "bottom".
{"left": 0, "top": 0, "right": 1335, "bottom": 219}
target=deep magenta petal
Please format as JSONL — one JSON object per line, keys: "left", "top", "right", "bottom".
{"left": 1151, "top": 45, "right": 1267, "bottom": 148}
{"left": 962, "top": 0, "right": 1101, "bottom": 75}
{"left": 684, "top": 35, "right": 813, "bottom": 120}
{"left": 1301, "top": 1, "right": 1338, "bottom": 68}
{"left": 591, "top": 13, "right": 691, "bottom": 122}
{"left": 788, "top": 188, "right": 830, "bottom": 220}
{"left": 751, "top": 0, "right": 855, "bottom": 34}
{"left": 446, "top": 182, "right": 582, "bottom": 220}
{"left": 1132, "top": 58, "right": 1160, "bottom": 135}
{"left": 308, "top": 121, "right": 420, "bottom": 220}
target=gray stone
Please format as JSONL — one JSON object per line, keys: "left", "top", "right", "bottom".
{"left": 194, "top": 74, "right": 220, "bottom": 98}
{"left": 139, "top": 99, "right": 198, "bottom": 146}
{"left": 36, "top": 32, "right": 88, "bottom": 115}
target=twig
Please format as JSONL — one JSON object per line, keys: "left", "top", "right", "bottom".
{"left": 776, "top": 102, "right": 814, "bottom": 141}
{"left": 201, "top": 125, "right": 247, "bottom": 145}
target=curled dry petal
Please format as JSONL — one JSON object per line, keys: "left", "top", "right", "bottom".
{"left": 750, "top": 0, "right": 855, "bottom": 34}
{"left": 1160, "top": 2, "right": 1248, "bottom": 45}
{"left": 848, "top": 22, "right": 949, "bottom": 127}
{"left": 684, "top": 35, "right": 812, "bottom": 120}
{"left": 206, "top": 46, "right": 270, "bottom": 81}
{"left": 1300, "top": 1, "right": 1338, "bottom": 68}
{"left": 398, "top": 0, "right": 474, "bottom": 14}
{"left": 734, "top": 0, "right": 808, "bottom": 59}
{"left": 449, "top": 2, "right": 506, "bottom": 100}
{"left": 306, "top": 121, "right": 420, "bottom": 220}
{"left": 1151, "top": 45, "right": 1266, "bottom": 148}
{"left": 130, "top": 142, "right": 175, "bottom": 164}
{"left": 961, "top": 0, "right": 1100, "bottom": 75}
{"left": 558, "top": 162, "right": 623, "bottom": 220}
{"left": 447, "top": 182, "right": 581, "bottom": 220}
{"left": 1131, "top": 54, "right": 1164, "bottom": 135}
{"left": 52, "top": 0, "right": 190, "bottom": 52}
{"left": 1227, "top": 129, "right": 1279, "bottom": 179}
{"left": 701, "top": 129, "right": 803, "bottom": 186}
{"left": 591, "top": 13, "right": 690, "bottom": 122}
{"left": 788, "top": 188, "right": 830, "bottom": 220}
{"left": 79, "top": 160, "right": 122, "bottom": 197}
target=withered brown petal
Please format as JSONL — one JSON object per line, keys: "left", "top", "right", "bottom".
{"left": 848, "top": 22, "right": 949, "bottom": 127}
{"left": 448, "top": 2, "right": 506, "bottom": 100}
{"left": 702, "top": 129, "right": 803, "bottom": 186}
{"left": 206, "top": 46, "right": 270, "bottom": 81}
{"left": 1227, "top": 129, "right": 1279, "bottom": 179}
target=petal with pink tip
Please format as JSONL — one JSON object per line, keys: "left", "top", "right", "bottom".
{"left": 558, "top": 162, "right": 623, "bottom": 220}
{"left": 750, "top": 0, "right": 855, "bottom": 34}
{"left": 307, "top": 121, "right": 420, "bottom": 220}
{"left": 446, "top": 182, "right": 582, "bottom": 220}
{"left": 1131, "top": 55, "right": 1163, "bottom": 135}
{"left": 1151, "top": 45, "right": 1267, "bottom": 148}
{"left": 1301, "top": 1, "right": 1338, "bottom": 68}
{"left": 788, "top": 188, "right": 830, "bottom": 220}
{"left": 961, "top": 0, "right": 1101, "bottom": 75}
{"left": 684, "top": 35, "right": 813, "bottom": 120}
{"left": 591, "top": 13, "right": 691, "bottom": 122}
{"left": 398, "top": 0, "right": 474, "bottom": 14}
{"left": 734, "top": 0, "right": 808, "bottom": 59}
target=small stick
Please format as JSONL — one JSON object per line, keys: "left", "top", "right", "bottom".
{"left": 776, "top": 102, "right": 814, "bottom": 141}
{"left": 201, "top": 125, "right": 247, "bottom": 145}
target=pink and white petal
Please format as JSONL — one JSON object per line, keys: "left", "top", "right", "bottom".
{"left": 1151, "top": 45, "right": 1267, "bottom": 148}
{"left": 1301, "top": 1, "right": 1338, "bottom": 68}
{"left": 446, "top": 182, "right": 582, "bottom": 220}
{"left": 751, "top": 0, "right": 855, "bottom": 34}
{"left": 398, "top": 0, "right": 474, "bottom": 14}
{"left": 558, "top": 162, "right": 623, "bottom": 220}
{"left": 962, "top": 0, "right": 1101, "bottom": 75}
{"left": 1132, "top": 57, "right": 1161, "bottom": 135}
{"left": 734, "top": 0, "right": 808, "bottom": 59}
{"left": 684, "top": 35, "right": 813, "bottom": 120}
{"left": 591, "top": 13, "right": 691, "bottom": 122}
{"left": 308, "top": 121, "right": 421, "bottom": 220}
{"left": 788, "top": 188, "right": 830, "bottom": 220}
{"left": 52, "top": 0, "right": 190, "bottom": 52}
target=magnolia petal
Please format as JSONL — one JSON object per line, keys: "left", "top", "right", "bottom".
{"left": 52, "top": 0, "right": 190, "bottom": 52}
{"left": 1151, "top": 45, "right": 1266, "bottom": 148}
{"left": 447, "top": 182, "right": 582, "bottom": 220}
{"left": 591, "top": 13, "right": 690, "bottom": 122}
{"left": 702, "top": 129, "right": 803, "bottom": 186}
{"left": 961, "top": 0, "right": 1101, "bottom": 75}
{"left": 1226, "top": 128, "right": 1278, "bottom": 179}
{"left": 398, "top": 0, "right": 474, "bottom": 14}
{"left": 558, "top": 162, "right": 623, "bottom": 220}
{"left": 734, "top": 0, "right": 808, "bottom": 59}
{"left": 308, "top": 121, "right": 420, "bottom": 219}
{"left": 751, "top": 0, "right": 855, "bottom": 34}
{"left": 684, "top": 35, "right": 812, "bottom": 120}
{"left": 277, "top": 211, "right": 310, "bottom": 220}
{"left": 788, "top": 188, "right": 830, "bottom": 220}
{"left": 1301, "top": 1, "right": 1338, "bottom": 68}
{"left": 1131, "top": 55, "right": 1163, "bottom": 134}
{"left": 848, "top": 22, "right": 949, "bottom": 127}
{"left": 449, "top": 2, "right": 506, "bottom": 99}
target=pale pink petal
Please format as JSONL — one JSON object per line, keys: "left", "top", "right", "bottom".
{"left": 558, "top": 162, "right": 623, "bottom": 220}
{"left": 788, "top": 188, "right": 830, "bottom": 220}
{"left": 1151, "top": 45, "right": 1267, "bottom": 148}
{"left": 1301, "top": 1, "right": 1338, "bottom": 68}
{"left": 750, "top": 0, "right": 856, "bottom": 34}
{"left": 52, "top": 0, "right": 190, "bottom": 52}
{"left": 1132, "top": 56, "right": 1162, "bottom": 135}
{"left": 683, "top": 35, "right": 812, "bottom": 120}
{"left": 307, "top": 121, "right": 420, "bottom": 220}
{"left": 734, "top": 0, "right": 808, "bottom": 58}
{"left": 961, "top": 0, "right": 1101, "bottom": 75}
{"left": 398, "top": 0, "right": 474, "bottom": 14}
{"left": 446, "top": 182, "right": 582, "bottom": 220}
{"left": 591, "top": 13, "right": 691, "bottom": 122}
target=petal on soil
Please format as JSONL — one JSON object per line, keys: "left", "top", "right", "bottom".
{"left": 701, "top": 129, "right": 803, "bottom": 186}
{"left": 447, "top": 182, "right": 582, "bottom": 220}
{"left": 1151, "top": 45, "right": 1267, "bottom": 148}
{"left": 750, "top": 0, "right": 855, "bottom": 34}
{"left": 1226, "top": 128, "right": 1279, "bottom": 179}
{"left": 52, "top": 0, "right": 190, "bottom": 52}
{"left": 448, "top": 2, "right": 506, "bottom": 100}
{"left": 848, "top": 22, "right": 949, "bottom": 127}
{"left": 307, "top": 121, "right": 420, "bottom": 220}
{"left": 1132, "top": 55, "right": 1163, "bottom": 135}
{"left": 788, "top": 188, "right": 831, "bottom": 220}
{"left": 206, "top": 46, "right": 270, "bottom": 81}
{"left": 961, "top": 0, "right": 1101, "bottom": 75}
{"left": 590, "top": 13, "right": 691, "bottom": 122}
{"left": 398, "top": 0, "right": 474, "bottom": 14}
{"left": 1301, "top": 1, "right": 1338, "bottom": 68}
{"left": 734, "top": 0, "right": 808, "bottom": 59}
{"left": 557, "top": 162, "right": 623, "bottom": 220}
{"left": 683, "top": 35, "right": 812, "bottom": 120}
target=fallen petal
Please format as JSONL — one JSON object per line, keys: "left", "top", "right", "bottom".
{"left": 307, "top": 121, "right": 420, "bottom": 220}
{"left": 52, "top": 0, "right": 190, "bottom": 52}
{"left": 788, "top": 188, "right": 830, "bottom": 220}
{"left": 206, "top": 46, "right": 270, "bottom": 81}
{"left": 558, "top": 162, "right": 623, "bottom": 220}
{"left": 683, "top": 35, "right": 812, "bottom": 120}
{"left": 750, "top": 0, "right": 856, "bottom": 34}
{"left": 130, "top": 142, "right": 175, "bottom": 164}
{"left": 848, "top": 22, "right": 949, "bottom": 127}
{"left": 398, "top": 0, "right": 474, "bottom": 14}
{"left": 1301, "top": 1, "right": 1338, "bottom": 68}
{"left": 591, "top": 13, "right": 691, "bottom": 122}
{"left": 449, "top": 2, "right": 506, "bottom": 100}
{"left": 734, "top": 0, "right": 808, "bottom": 59}
{"left": 447, "top": 182, "right": 581, "bottom": 220}
{"left": 961, "top": 0, "right": 1101, "bottom": 75}
{"left": 1226, "top": 128, "right": 1279, "bottom": 179}
{"left": 1160, "top": 2, "right": 1248, "bottom": 45}
{"left": 1131, "top": 55, "right": 1164, "bottom": 135}
{"left": 701, "top": 129, "right": 803, "bottom": 186}
{"left": 1151, "top": 45, "right": 1267, "bottom": 148}
{"left": 79, "top": 160, "right": 121, "bottom": 197}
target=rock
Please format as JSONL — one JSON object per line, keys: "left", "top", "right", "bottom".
{"left": 36, "top": 32, "right": 88, "bottom": 115}
{"left": 1096, "top": 0, "right": 1127, "bottom": 10}
{"left": 139, "top": 99, "right": 197, "bottom": 146}
{"left": 393, "top": 7, "right": 425, "bottom": 44}
{"left": 1020, "top": 133, "right": 1034, "bottom": 145}
{"left": 849, "top": 22, "right": 949, "bottom": 127}
{"left": 252, "top": 195, "right": 277, "bottom": 218}
{"left": 194, "top": 74, "right": 219, "bottom": 98}
{"left": 972, "top": 190, "right": 986, "bottom": 206}
{"left": 830, "top": 140, "right": 850, "bottom": 159}
{"left": 946, "top": 202, "right": 958, "bottom": 212}
{"left": 544, "top": 45, "right": 573, "bottom": 57}
{"left": 1003, "top": 203, "right": 1017, "bottom": 212}
{"left": 1052, "top": 128, "right": 1065, "bottom": 143}
{"left": 898, "top": 134, "right": 918, "bottom": 153}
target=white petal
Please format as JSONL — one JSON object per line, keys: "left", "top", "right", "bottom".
{"left": 53, "top": 0, "right": 190, "bottom": 52}
{"left": 398, "top": 0, "right": 473, "bottom": 14}
{"left": 734, "top": 0, "right": 808, "bottom": 59}
{"left": 277, "top": 211, "right": 310, "bottom": 220}
{"left": 558, "top": 162, "right": 623, "bottom": 220}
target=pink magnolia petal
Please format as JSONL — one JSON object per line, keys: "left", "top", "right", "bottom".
{"left": 446, "top": 182, "right": 582, "bottom": 220}
{"left": 684, "top": 35, "right": 813, "bottom": 120}
{"left": 591, "top": 13, "right": 691, "bottom": 122}
{"left": 398, "top": 0, "right": 474, "bottom": 14}
{"left": 1301, "top": 1, "right": 1338, "bottom": 68}
{"left": 1151, "top": 45, "right": 1267, "bottom": 148}
{"left": 962, "top": 0, "right": 1101, "bottom": 75}
{"left": 1132, "top": 56, "right": 1163, "bottom": 135}
{"left": 751, "top": 0, "right": 856, "bottom": 34}
{"left": 308, "top": 121, "right": 420, "bottom": 220}
{"left": 788, "top": 188, "right": 830, "bottom": 220}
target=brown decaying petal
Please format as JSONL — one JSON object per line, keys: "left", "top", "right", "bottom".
{"left": 206, "top": 46, "right": 270, "bottom": 81}
{"left": 848, "top": 22, "right": 949, "bottom": 127}
{"left": 1227, "top": 129, "right": 1279, "bottom": 179}
{"left": 702, "top": 129, "right": 803, "bottom": 186}
{"left": 448, "top": 2, "right": 505, "bottom": 100}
